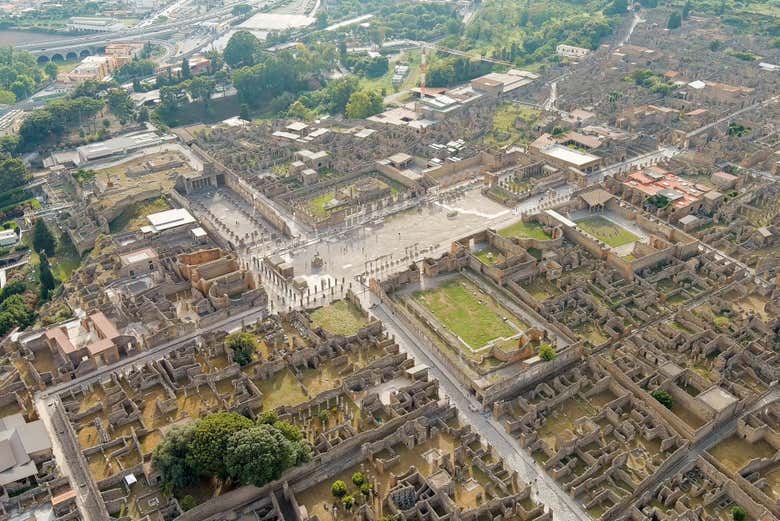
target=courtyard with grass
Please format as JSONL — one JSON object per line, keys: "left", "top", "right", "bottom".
{"left": 575, "top": 216, "right": 639, "bottom": 247}
{"left": 498, "top": 220, "right": 552, "bottom": 241}
{"left": 484, "top": 104, "right": 542, "bottom": 147}
{"left": 309, "top": 300, "right": 368, "bottom": 336}
{"left": 473, "top": 246, "right": 505, "bottom": 266}
{"left": 412, "top": 276, "right": 520, "bottom": 351}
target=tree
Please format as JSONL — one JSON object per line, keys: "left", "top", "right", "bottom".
{"left": 731, "top": 506, "right": 746, "bottom": 521}
{"left": 651, "top": 389, "right": 673, "bottom": 409}
{"left": 224, "top": 31, "right": 260, "bottom": 68}
{"left": 107, "top": 89, "right": 133, "bottom": 123}
{"left": 181, "top": 58, "right": 191, "bottom": 80}
{"left": 342, "top": 495, "right": 354, "bottom": 510}
{"left": 224, "top": 425, "right": 296, "bottom": 487}
{"left": 272, "top": 420, "right": 303, "bottom": 443}
{"left": 538, "top": 344, "right": 556, "bottom": 361}
{"left": 258, "top": 410, "right": 278, "bottom": 425}
{"left": 187, "top": 76, "right": 216, "bottom": 114}
{"left": 714, "top": 316, "right": 730, "bottom": 330}
{"left": 331, "top": 480, "right": 348, "bottom": 498}
{"left": 239, "top": 103, "right": 251, "bottom": 121}
{"left": 667, "top": 12, "right": 682, "bottom": 30}
{"left": 180, "top": 495, "right": 196, "bottom": 511}
{"left": 38, "top": 252, "right": 56, "bottom": 300}
{"left": 231, "top": 3, "right": 251, "bottom": 16}
{"left": 0, "top": 90, "right": 15, "bottom": 105}
{"left": 0, "top": 294, "right": 33, "bottom": 336}
{"left": 338, "top": 39, "right": 347, "bottom": 64}
{"left": 352, "top": 472, "right": 365, "bottom": 487}
{"left": 44, "top": 62, "right": 58, "bottom": 81}
{"left": 322, "top": 77, "right": 359, "bottom": 114}
{"left": 345, "top": 89, "right": 383, "bottom": 119}
{"left": 0, "top": 153, "right": 30, "bottom": 192}
{"left": 205, "top": 49, "right": 224, "bottom": 74}
{"left": 682, "top": 1, "right": 691, "bottom": 19}
{"left": 32, "top": 219, "right": 56, "bottom": 256}
{"left": 226, "top": 332, "right": 258, "bottom": 366}
{"left": 152, "top": 422, "right": 200, "bottom": 489}
{"left": 137, "top": 106, "right": 149, "bottom": 123}
{"left": 187, "top": 412, "right": 253, "bottom": 480}
{"left": 604, "top": 0, "right": 628, "bottom": 16}
{"left": 318, "top": 410, "right": 329, "bottom": 425}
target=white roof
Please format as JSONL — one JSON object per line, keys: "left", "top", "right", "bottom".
{"left": 145, "top": 208, "right": 196, "bottom": 232}
{"left": 688, "top": 80, "right": 706, "bottom": 89}
{"left": 542, "top": 144, "right": 600, "bottom": 166}
{"left": 545, "top": 209, "right": 576, "bottom": 228}
{"left": 286, "top": 121, "right": 308, "bottom": 132}
{"left": 0, "top": 229, "right": 17, "bottom": 240}
{"left": 191, "top": 227, "right": 207, "bottom": 238}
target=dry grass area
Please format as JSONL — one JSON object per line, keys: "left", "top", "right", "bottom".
{"left": 309, "top": 300, "right": 368, "bottom": 336}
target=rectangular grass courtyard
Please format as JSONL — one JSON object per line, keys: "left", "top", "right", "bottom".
{"left": 498, "top": 220, "right": 552, "bottom": 241}
{"left": 309, "top": 300, "right": 368, "bottom": 336}
{"left": 412, "top": 276, "right": 520, "bottom": 350}
{"left": 575, "top": 215, "right": 639, "bottom": 247}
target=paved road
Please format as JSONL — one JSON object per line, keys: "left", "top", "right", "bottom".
{"left": 606, "top": 388, "right": 780, "bottom": 519}
{"left": 38, "top": 305, "right": 266, "bottom": 399}
{"left": 368, "top": 302, "right": 588, "bottom": 521}
{"left": 34, "top": 304, "right": 269, "bottom": 521}
{"left": 686, "top": 95, "right": 779, "bottom": 139}
{"left": 592, "top": 145, "right": 681, "bottom": 182}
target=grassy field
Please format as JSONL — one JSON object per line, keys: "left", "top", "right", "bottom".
{"left": 359, "top": 50, "right": 422, "bottom": 96}
{"left": 498, "top": 220, "right": 552, "bottom": 241}
{"left": 412, "top": 277, "right": 516, "bottom": 350}
{"left": 575, "top": 216, "right": 638, "bottom": 247}
{"left": 484, "top": 104, "right": 542, "bottom": 148}
{"left": 307, "top": 192, "right": 337, "bottom": 219}
{"left": 310, "top": 300, "right": 368, "bottom": 336}
{"left": 109, "top": 197, "right": 171, "bottom": 233}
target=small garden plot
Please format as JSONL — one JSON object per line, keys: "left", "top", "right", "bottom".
{"left": 575, "top": 216, "right": 639, "bottom": 247}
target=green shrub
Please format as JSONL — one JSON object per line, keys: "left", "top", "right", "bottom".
{"left": 651, "top": 389, "right": 673, "bottom": 409}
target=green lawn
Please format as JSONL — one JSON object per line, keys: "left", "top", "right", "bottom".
{"left": 575, "top": 216, "right": 639, "bottom": 247}
{"left": 484, "top": 104, "right": 542, "bottom": 147}
{"left": 473, "top": 247, "right": 504, "bottom": 266}
{"left": 307, "top": 192, "right": 338, "bottom": 219}
{"left": 498, "top": 220, "right": 552, "bottom": 241}
{"left": 359, "top": 50, "right": 422, "bottom": 96}
{"left": 309, "top": 300, "right": 368, "bottom": 336}
{"left": 412, "top": 278, "right": 516, "bottom": 350}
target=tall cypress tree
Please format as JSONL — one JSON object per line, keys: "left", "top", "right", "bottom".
{"left": 32, "top": 219, "right": 56, "bottom": 256}
{"left": 38, "top": 252, "right": 56, "bottom": 300}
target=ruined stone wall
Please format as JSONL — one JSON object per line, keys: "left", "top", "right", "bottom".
{"left": 181, "top": 402, "right": 449, "bottom": 521}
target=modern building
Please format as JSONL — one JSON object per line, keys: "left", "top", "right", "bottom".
{"left": 531, "top": 142, "right": 602, "bottom": 174}
{"left": 67, "top": 16, "right": 125, "bottom": 32}
{"left": 0, "top": 414, "right": 52, "bottom": 494}
{"left": 141, "top": 208, "right": 199, "bottom": 236}
{"left": 0, "top": 228, "right": 18, "bottom": 247}
{"left": 556, "top": 44, "right": 591, "bottom": 59}
{"left": 66, "top": 55, "right": 117, "bottom": 83}
{"left": 105, "top": 42, "right": 144, "bottom": 67}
